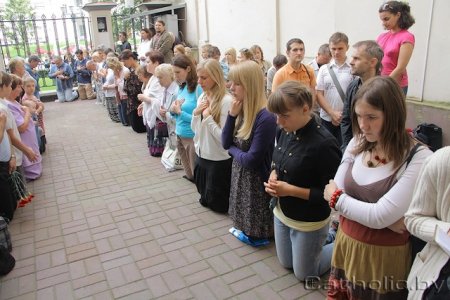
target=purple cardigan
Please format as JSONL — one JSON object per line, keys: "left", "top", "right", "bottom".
{"left": 221, "top": 108, "right": 276, "bottom": 180}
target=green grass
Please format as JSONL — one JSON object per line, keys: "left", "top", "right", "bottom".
{"left": 38, "top": 77, "right": 55, "bottom": 91}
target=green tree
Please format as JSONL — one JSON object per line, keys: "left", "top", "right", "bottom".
{"left": 1, "top": 0, "right": 35, "bottom": 57}
{"left": 112, "top": 0, "right": 144, "bottom": 48}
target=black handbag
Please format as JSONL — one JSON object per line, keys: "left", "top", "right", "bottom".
{"left": 413, "top": 123, "right": 443, "bottom": 152}
{"left": 423, "top": 259, "right": 450, "bottom": 299}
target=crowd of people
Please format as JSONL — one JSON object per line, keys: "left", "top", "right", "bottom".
{"left": 1, "top": 2, "right": 449, "bottom": 299}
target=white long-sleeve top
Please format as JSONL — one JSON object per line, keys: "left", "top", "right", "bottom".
{"left": 156, "top": 81, "right": 178, "bottom": 131}
{"left": 142, "top": 76, "right": 164, "bottom": 128}
{"left": 334, "top": 137, "right": 432, "bottom": 229}
{"left": 405, "top": 146, "right": 450, "bottom": 300}
{"left": 103, "top": 69, "right": 116, "bottom": 97}
{"left": 191, "top": 93, "right": 232, "bottom": 161}
{"left": 116, "top": 67, "right": 130, "bottom": 98}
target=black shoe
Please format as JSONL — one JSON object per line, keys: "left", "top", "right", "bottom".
{"left": 0, "top": 246, "right": 15, "bottom": 276}
{"left": 199, "top": 198, "right": 207, "bottom": 207}
{"left": 182, "top": 175, "right": 195, "bottom": 183}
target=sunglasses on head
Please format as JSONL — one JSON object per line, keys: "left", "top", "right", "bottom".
{"left": 380, "top": 3, "right": 394, "bottom": 12}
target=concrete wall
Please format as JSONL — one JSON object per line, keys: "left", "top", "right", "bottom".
{"left": 181, "top": 0, "right": 449, "bottom": 145}
{"left": 183, "top": 0, "right": 449, "bottom": 104}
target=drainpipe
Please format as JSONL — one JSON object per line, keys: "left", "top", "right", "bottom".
{"left": 275, "top": 0, "right": 280, "bottom": 54}
{"left": 194, "top": 0, "right": 200, "bottom": 44}
{"left": 420, "top": 0, "right": 434, "bottom": 101}
{"left": 204, "top": 0, "right": 210, "bottom": 42}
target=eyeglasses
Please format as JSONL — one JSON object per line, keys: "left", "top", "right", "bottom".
{"left": 240, "top": 48, "right": 250, "bottom": 53}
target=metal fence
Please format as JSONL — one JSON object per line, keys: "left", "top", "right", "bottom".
{"left": 0, "top": 13, "right": 92, "bottom": 88}
{"left": 112, "top": 13, "right": 148, "bottom": 52}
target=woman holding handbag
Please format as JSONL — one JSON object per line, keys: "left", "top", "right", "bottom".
{"left": 154, "top": 64, "right": 178, "bottom": 156}
{"left": 171, "top": 54, "right": 203, "bottom": 182}
{"left": 191, "top": 59, "right": 232, "bottom": 213}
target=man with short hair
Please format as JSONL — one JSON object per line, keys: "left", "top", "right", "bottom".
{"left": 73, "top": 49, "right": 96, "bottom": 100}
{"left": 266, "top": 54, "right": 287, "bottom": 96}
{"left": 308, "top": 43, "right": 332, "bottom": 77}
{"left": 48, "top": 56, "right": 78, "bottom": 103}
{"left": 316, "top": 32, "right": 354, "bottom": 146}
{"left": 25, "top": 55, "right": 41, "bottom": 99}
{"left": 150, "top": 19, "right": 174, "bottom": 63}
{"left": 115, "top": 31, "right": 132, "bottom": 54}
{"left": 341, "top": 40, "right": 384, "bottom": 151}
{"left": 271, "top": 38, "right": 316, "bottom": 92}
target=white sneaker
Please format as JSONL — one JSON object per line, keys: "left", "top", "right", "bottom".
{"left": 55, "top": 100, "right": 62, "bottom": 103}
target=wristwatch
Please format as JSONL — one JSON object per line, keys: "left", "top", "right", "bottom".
{"left": 10, "top": 154, "right": 16, "bottom": 159}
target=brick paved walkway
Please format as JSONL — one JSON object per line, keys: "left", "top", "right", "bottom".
{"left": 0, "top": 100, "right": 327, "bottom": 299}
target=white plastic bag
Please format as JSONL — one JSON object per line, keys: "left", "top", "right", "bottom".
{"left": 161, "top": 133, "right": 183, "bottom": 172}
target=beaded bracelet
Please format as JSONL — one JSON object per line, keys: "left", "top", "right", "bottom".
{"left": 329, "top": 189, "right": 344, "bottom": 210}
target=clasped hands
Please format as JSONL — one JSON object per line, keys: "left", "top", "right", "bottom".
{"left": 263, "top": 170, "right": 291, "bottom": 198}
{"left": 170, "top": 99, "right": 184, "bottom": 115}
{"left": 193, "top": 97, "right": 210, "bottom": 118}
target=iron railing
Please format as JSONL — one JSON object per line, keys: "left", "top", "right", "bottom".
{"left": 0, "top": 13, "right": 92, "bottom": 88}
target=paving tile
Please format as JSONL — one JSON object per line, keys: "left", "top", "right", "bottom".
{"left": 74, "top": 281, "right": 110, "bottom": 299}
{"left": 156, "top": 288, "right": 193, "bottom": 300}
{"left": 111, "top": 280, "right": 148, "bottom": 299}
{"left": 229, "top": 274, "right": 264, "bottom": 294}
{"left": 146, "top": 275, "right": 170, "bottom": 297}
{"left": 189, "top": 282, "right": 217, "bottom": 300}
{"left": 0, "top": 100, "right": 333, "bottom": 299}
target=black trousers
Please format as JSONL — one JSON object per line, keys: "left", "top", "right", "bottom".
{"left": 321, "top": 118, "right": 342, "bottom": 147}
{"left": 0, "top": 162, "right": 15, "bottom": 221}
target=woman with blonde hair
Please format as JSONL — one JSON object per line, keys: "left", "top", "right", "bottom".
{"left": 173, "top": 44, "right": 186, "bottom": 56}
{"left": 191, "top": 59, "right": 232, "bottom": 213}
{"left": 103, "top": 57, "right": 123, "bottom": 123}
{"left": 222, "top": 60, "right": 277, "bottom": 244}
{"left": 224, "top": 48, "right": 237, "bottom": 67}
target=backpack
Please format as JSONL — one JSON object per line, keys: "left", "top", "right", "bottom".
{"left": 0, "top": 216, "right": 12, "bottom": 253}
{"left": 413, "top": 123, "right": 443, "bottom": 152}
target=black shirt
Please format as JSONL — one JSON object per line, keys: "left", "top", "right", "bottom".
{"left": 272, "top": 118, "right": 341, "bottom": 222}
{"left": 341, "top": 78, "right": 362, "bottom": 152}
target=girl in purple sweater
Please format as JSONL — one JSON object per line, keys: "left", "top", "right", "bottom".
{"left": 222, "top": 61, "right": 277, "bottom": 243}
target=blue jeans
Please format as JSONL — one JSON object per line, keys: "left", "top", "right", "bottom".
{"left": 57, "top": 88, "right": 77, "bottom": 102}
{"left": 274, "top": 216, "right": 333, "bottom": 280}
{"left": 117, "top": 100, "right": 129, "bottom": 126}
{"left": 402, "top": 86, "right": 408, "bottom": 95}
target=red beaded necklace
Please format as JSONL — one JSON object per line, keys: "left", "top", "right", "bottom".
{"left": 367, "top": 149, "right": 387, "bottom": 168}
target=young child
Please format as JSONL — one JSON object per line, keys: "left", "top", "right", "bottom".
{"left": 21, "top": 100, "right": 42, "bottom": 151}
{"left": 22, "top": 78, "right": 46, "bottom": 153}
